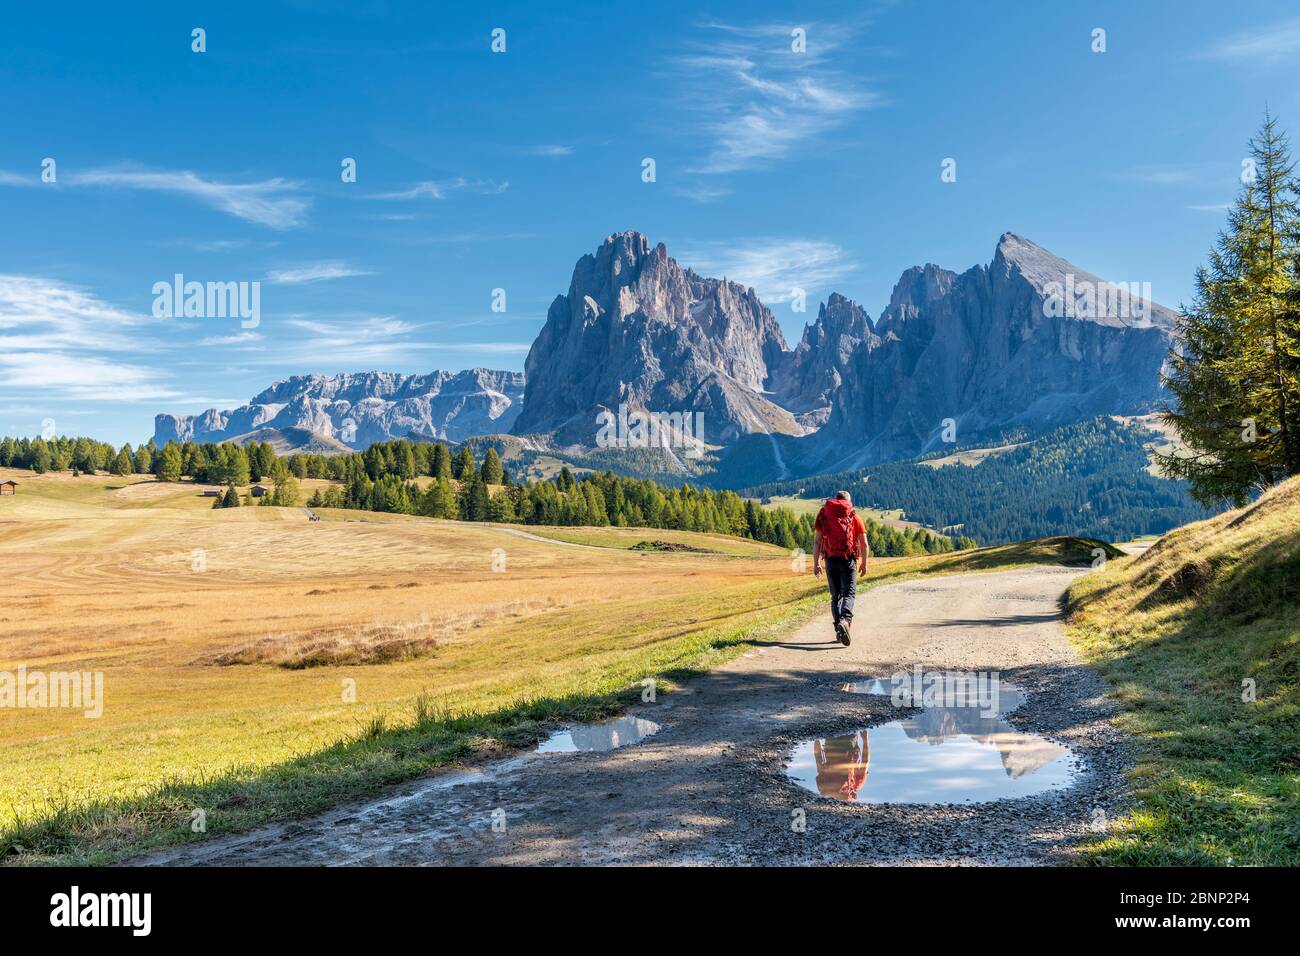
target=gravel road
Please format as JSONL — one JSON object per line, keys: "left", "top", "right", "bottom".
{"left": 137, "top": 565, "right": 1131, "bottom": 866}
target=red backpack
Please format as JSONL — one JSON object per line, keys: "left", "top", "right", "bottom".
{"left": 819, "top": 499, "right": 857, "bottom": 558}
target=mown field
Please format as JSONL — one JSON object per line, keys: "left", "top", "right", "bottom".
{"left": 0, "top": 468, "right": 832, "bottom": 863}
{"left": 1066, "top": 475, "right": 1300, "bottom": 866}
{"left": 1, "top": 467, "right": 1110, "bottom": 864}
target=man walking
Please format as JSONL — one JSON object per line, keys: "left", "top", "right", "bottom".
{"left": 813, "top": 491, "right": 869, "bottom": 646}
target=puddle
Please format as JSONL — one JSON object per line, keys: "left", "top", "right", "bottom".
{"left": 788, "top": 675, "right": 1080, "bottom": 804}
{"left": 537, "top": 716, "right": 660, "bottom": 753}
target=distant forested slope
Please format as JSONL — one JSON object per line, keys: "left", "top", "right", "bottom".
{"left": 741, "top": 418, "right": 1217, "bottom": 545}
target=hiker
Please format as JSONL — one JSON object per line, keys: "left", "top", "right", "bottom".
{"left": 812, "top": 490, "right": 869, "bottom": 646}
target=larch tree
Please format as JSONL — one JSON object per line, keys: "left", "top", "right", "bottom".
{"left": 1160, "top": 113, "right": 1300, "bottom": 504}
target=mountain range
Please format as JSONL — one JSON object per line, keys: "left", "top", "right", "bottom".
{"left": 155, "top": 368, "right": 524, "bottom": 450}
{"left": 155, "top": 231, "right": 1177, "bottom": 486}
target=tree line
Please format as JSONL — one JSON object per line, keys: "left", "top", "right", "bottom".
{"left": 0, "top": 434, "right": 975, "bottom": 556}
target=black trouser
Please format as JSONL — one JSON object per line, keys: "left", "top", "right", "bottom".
{"left": 824, "top": 556, "right": 857, "bottom": 624}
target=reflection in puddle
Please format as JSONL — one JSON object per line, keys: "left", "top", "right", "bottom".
{"left": 789, "top": 676, "right": 1080, "bottom": 804}
{"left": 537, "top": 716, "right": 660, "bottom": 753}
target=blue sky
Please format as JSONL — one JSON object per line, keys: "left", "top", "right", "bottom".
{"left": 2, "top": 0, "right": 1298, "bottom": 445}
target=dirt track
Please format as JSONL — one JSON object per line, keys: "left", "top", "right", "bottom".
{"left": 137, "top": 565, "right": 1131, "bottom": 866}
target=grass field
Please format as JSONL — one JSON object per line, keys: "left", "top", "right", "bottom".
{"left": 1066, "top": 475, "right": 1300, "bottom": 866}
{"left": 1, "top": 467, "right": 1111, "bottom": 864}
{"left": 517, "top": 525, "right": 788, "bottom": 555}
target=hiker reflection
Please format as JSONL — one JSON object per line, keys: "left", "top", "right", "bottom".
{"left": 812, "top": 730, "right": 869, "bottom": 800}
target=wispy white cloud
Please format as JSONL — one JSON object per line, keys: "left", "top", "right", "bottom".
{"left": 1199, "top": 17, "right": 1300, "bottom": 62}
{"left": 370, "top": 177, "right": 509, "bottom": 200}
{"left": 283, "top": 315, "right": 417, "bottom": 337}
{"left": 198, "top": 331, "right": 264, "bottom": 347}
{"left": 0, "top": 170, "right": 39, "bottom": 187}
{"left": 163, "top": 396, "right": 248, "bottom": 408}
{"left": 72, "top": 168, "right": 311, "bottom": 228}
{"left": 1187, "top": 202, "right": 1231, "bottom": 212}
{"left": 415, "top": 230, "right": 539, "bottom": 245}
{"left": 266, "top": 261, "right": 374, "bottom": 285}
{"left": 669, "top": 20, "right": 884, "bottom": 183}
{"left": 1121, "top": 165, "right": 1200, "bottom": 186}
{"left": 0, "top": 274, "right": 177, "bottom": 402}
{"left": 0, "top": 274, "right": 152, "bottom": 352}
{"left": 155, "top": 238, "right": 282, "bottom": 253}
{"left": 0, "top": 352, "right": 179, "bottom": 402}
{"left": 261, "top": 314, "right": 527, "bottom": 366}
{"left": 672, "top": 183, "right": 733, "bottom": 203}
{"left": 675, "top": 238, "right": 856, "bottom": 303}
{"left": 526, "top": 144, "right": 573, "bottom": 156}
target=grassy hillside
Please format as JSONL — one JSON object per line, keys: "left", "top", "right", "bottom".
{"left": 1066, "top": 476, "right": 1300, "bottom": 865}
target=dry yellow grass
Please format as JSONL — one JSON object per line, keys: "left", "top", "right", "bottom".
{"left": 0, "top": 468, "right": 820, "bottom": 847}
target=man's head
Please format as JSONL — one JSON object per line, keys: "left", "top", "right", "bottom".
{"left": 835, "top": 490, "right": 851, "bottom": 504}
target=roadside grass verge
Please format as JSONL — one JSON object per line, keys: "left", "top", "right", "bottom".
{"left": 886, "top": 535, "right": 1122, "bottom": 574}
{"left": 1065, "top": 477, "right": 1300, "bottom": 865}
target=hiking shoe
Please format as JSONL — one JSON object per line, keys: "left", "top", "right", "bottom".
{"left": 834, "top": 620, "right": 849, "bottom": 645}
{"left": 841, "top": 618, "right": 853, "bottom": 646}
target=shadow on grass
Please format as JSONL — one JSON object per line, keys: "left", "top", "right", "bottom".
{"left": 2, "top": 598, "right": 829, "bottom": 867}
{"left": 1069, "top": 599, "right": 1299, "bottom": 866}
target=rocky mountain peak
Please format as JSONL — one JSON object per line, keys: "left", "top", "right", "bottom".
{"left": 993, "top": 231, "right": 1080, "bottom": 290}
{"left": 513, "top": 232, "right": 798, "bottom": 448}
{"left": 810, "top": 232, "right": 1178, "bottom": 474}
{"left": 813, "top": 293, "right": 873, "bottom": 341}
{"left": 991, "top": 231, "right": 1178, "bottom": 330}
{"left": 152, "top": 230, "right": 1181, "bottom": 486}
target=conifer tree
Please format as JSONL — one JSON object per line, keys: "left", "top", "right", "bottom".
{"left": 480, "top": 447, "right": 505, "bottom": 485}
{"left": 111, "top": 445, "right": 134, "bottom": 476}
{"left": 453, "top": 447, "right": 475, "bottom": 480}
{"left": 1161, "top": 113, "right": 1300, "bottom": 503}
{"left": 432, "top": 443, "right": 453, "bottom": 480}
{"left": 156, "top": 443, "right": 183, "bottom": 482}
